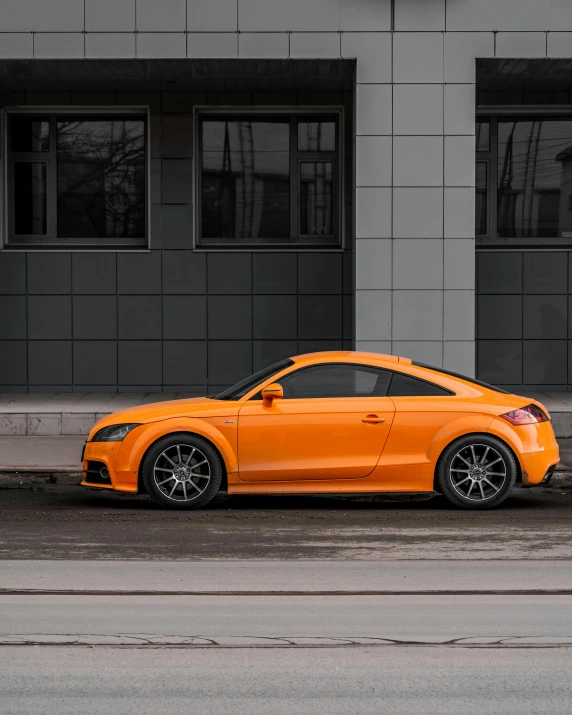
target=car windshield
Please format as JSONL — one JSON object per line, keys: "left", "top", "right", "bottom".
{"left": 214, "top": 359, "right": 295, "bottom": 401}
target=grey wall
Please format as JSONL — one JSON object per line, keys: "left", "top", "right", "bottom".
{"left": 0, "top": 89, "right": 353, "bottom": 392}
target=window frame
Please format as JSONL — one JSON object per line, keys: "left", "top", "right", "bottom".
{"left": 477, "top": 107, "right": 572, "bottom": 249}
{"left": 194, "top": 107, "right": 344, "bottom": 250}
{"left": 2, "top": 106, "right": 151, "bottom": 251}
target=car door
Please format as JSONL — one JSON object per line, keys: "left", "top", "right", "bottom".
{"left": 237, "top": 363, "right": 396, "bottom": 482}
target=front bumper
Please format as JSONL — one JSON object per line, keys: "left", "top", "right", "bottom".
{"left": 81, "top": 439, "right": 139, "bottom": 492}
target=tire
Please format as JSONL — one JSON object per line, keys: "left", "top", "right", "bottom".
{"left": 435, "top": 435, "right": 517, "bottom": 510}
{"left": 141, "top": 433, "right": 223, "bottom": 510}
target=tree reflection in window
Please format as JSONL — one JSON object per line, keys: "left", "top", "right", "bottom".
{"left": 57, "top": 119, "right": 145, "bottom": 239}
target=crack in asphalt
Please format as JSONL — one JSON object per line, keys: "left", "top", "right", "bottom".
{"left": 1, "top": 634, "right": 571, "bottom": 649}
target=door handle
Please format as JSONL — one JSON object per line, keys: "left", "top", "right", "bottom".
{"left": 362, "top": 414, "right": 385, "bottom": 424}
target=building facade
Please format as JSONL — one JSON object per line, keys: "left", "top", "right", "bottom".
{"left": 0, "top": 0, "right": 571, "bottom": 393}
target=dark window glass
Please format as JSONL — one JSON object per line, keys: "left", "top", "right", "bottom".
{"left": 476, "top": 119, "right": 490, "bottom": 152}
{"left": 300, "top": 161, "right": 334, "bottom": 236}
{"left": 388, "top": 372, "right": 452, "bottom": 397}
{"left": 476, "top": 161, "right": 488, "bottom": 236}
{"left": 56, "top": 119, "right": 146, "bottom": 239}
{"left": 497, "top": 118, "right": 572, "bottom": 239}
{"left": 278, "top": 364, "right": 392, "bottom": 399}
{"left": 13, "top": 162, "right": 47, "bottom": 235}
{"left": 215, "top": 359, "right": 294, "bottom": 401}
{"left": 201, "top": 118, "right": 290, "bottom": 242}
{"left": 298, "top": 120, "right": 336, "bottom": 152}
{"left": 412, "top": 361, "right": 508, "bottom": 394}
{"left": 11, "top": 117, "right": 49, "bottom": 152}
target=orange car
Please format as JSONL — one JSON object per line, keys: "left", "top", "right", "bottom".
{"left": 82, "top": 351, "right": 559, "bottom": 510}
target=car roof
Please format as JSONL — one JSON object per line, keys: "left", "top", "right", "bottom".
{"left": 290, "top": 351, "right": 412, "bottom": 367}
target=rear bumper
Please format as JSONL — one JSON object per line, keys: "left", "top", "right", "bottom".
{"left": 518, "top": 440, "right": 559, "bottom": 487}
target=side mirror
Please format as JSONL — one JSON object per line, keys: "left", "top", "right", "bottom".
{"left": 261, "top": 383, "right": 283, "bottom": 407}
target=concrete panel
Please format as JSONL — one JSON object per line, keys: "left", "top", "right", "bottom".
{"left": 355, "top": 290, "right": 392, "bottom": 341}
{"left": 393, "top": 188, "right": 443, "bottom": 239}
{"left": 444, "top": 290, "right": 475, "bottom": 341}
{"left": 163, "top": 296, "right": 207, "bottom": 339}
{"left": 495, "top": 32, "right": 547, "bottom": 58}
{"left": 162, "top": 160, "right": 192, "bottom": 203}
{"left": 443, "top": 341, "right": 475, "bottom": 376}
{"left": 289, "top": 33, "right": 340, "bottom": 59}
{"left": 393, "top": 32, "right": 443, "bottom": 84}
{"left": 339, "top": 0, "right": 391, "bottom": 31}
{"left": 208, "top": 295, "right": 252, "bottom": 339}
{"left": 62, "top": 413, "right": 97, "bottom": 435}
{"left": 524, "top": 253, "right": 567, "bottom": 294}
{"left": 137, "top": 33, "right": 186, "bottom": 58}
{"left": 393, "top": 84, "right": 443, "bottom": 136}
{"left": 298, "top": 253, "right": 343, "bottom": 295}
{"left": 356, "top": 84, "right": 392, "bottom": 136}
{"left": 28, "top": 342, "right": 72, "bottom": 385}
{"left": 393, "top": 136, "right": 443, "bottom": 187}
{"left": 298, "top": 295, "right": 343, "bottom": 339}
{"left": 238, "top": 0, "right": 339, "bottom": 32}
{"left": 444, "top": 136, "right": 475, "bottom": 187}
{"left": 117, "top": 252, "right": 162, "bottom": 294}
{"left": 0, "top": 253, "right": 26, "bottom": 294}
{"left": 392, "top": 239, "right": 443, "bottom": 290}
{"left": 28, "top": 254, "right": 71, "bottom": 294}
{"left": 477, "top": 252, "right": 522, "bottom": 295}
{"left": 394, "top": 0, "right": 445, "bottom": 31}
{"left": 162, "top": 251, "right": 206, "bottom": 294}
{"left": 0, "top": 298, "right": 26, "bottom": 339}
{"left": 0, "top": 33, "right": 33, "bottom": 58}
{"left": 524, "top": 295, "right": 567, "bottom": 339}
{"left": 187, "top": 33, "right": 238, "bottom": 58}
{"left": 444, "top": 85, "right": 475, "bottom": 136}
{"left": 356, "top": 136, "right": 392, "bottom": 186}
{"left": 478, "top": 295, "right": 522, "bottom": 339}
{"left": 392, "top": 340, "right": 443, "bottom": 366}
{"left": 0, "top": 342, "right": 27, "bottom": 385}
{"left": 356, "top": 187, "right": 392, "bottom": 238}
{"left": 253, "top": 295, "right": 297, "bottom": 339}
{"left": 444, "top": 32, "right": 494, "bottom": 83}
{"left": 163, "top": 341, "right": 207, "bottom": 385}
{"left": 444, "top": 239, "right": 475, "bottom": 291}
{"left": 34, "top": 33, "right": 84, "bottom": 58}
{"left": 355, "top": 239, "right": 392, "bottom": 290}
{"left": 85, "top": 33, "right": 136, "bottom": 58}
{"left": 27, "top": 414, "right": 62, "bottom": 436}
{"left": 187, "top": 0, "right": 238, "bottom": 31}
{"left": 34, "top": 0, "right": 84, "bottom": 31}
{"left": 547, "top": 33, "right": 572, "bottom": 58}
{"left": 161, "top": 204, "right": 193, "bottom": 249}
{"left": 355, "top": 340, "right": 392, "bottom": 355}
{"left": 73, "top": 342, "right": 118, "bottom": 386}
{"left": 208, "top": 341, "right": 252, "bottom": 385}
{"left": 0, "top": 415, "right": 27, "bottom": 436}
{"left": 118, "top": 296, "right": 162, "bottom": 339}
{"left": 28, "top": 296, "right": 71, "bottom": 340}
{"left": 118, "top": 341, "right": 162, "bottom": 385}
{"left": 444, "top": 188, "right": 475, "bottom": 239}
{"left": 162, "top": 114, "right": 193, "bottom": 158}
{"left": 73, "top": 296, "right": 117, "bottom": 339}
{"left": 86, "top": 0, "right": 135, "bottom": 31}
{"left": 207, "top": 253, "right": 251, "bottom": 294}
{"left": 253, "top": 253, "right": 297, "bottom": 294}
{"left": 72, "top": 254, "right": 116, "bottom": 295}
{"left": 137, "top": 0, "right": 186, "bottom": 31}
{"left": 239, "top": 33, "right": 289, "bottom": 58}
{"left": 341, "top": 32, "right": 392, "bottom": 83}
{"left": 392, "top": 290, "right": 443, "bottom": 341}
{"left": 0, "top": 0, "right": 33, "bottom": 32}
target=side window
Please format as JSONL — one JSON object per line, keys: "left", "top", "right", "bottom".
{"left": 278, "top": 364, "right": 392, "bottom": 399}
{"left": 388, "top": 372, "right": 452, "bottom": 397}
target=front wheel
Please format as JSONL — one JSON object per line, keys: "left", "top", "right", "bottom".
{"left": 435, "top": 435, "right": 517, "bottom": 510}
{"left": 141, "top": 433, "right": 223, "bottom": 510}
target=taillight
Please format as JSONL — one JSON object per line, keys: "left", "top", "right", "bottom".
{"left": 501, "top": 404, "right": 549, "bottom": 425}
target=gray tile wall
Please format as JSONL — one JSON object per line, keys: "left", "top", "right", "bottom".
{"left": 0, "top": 0, "right": 570, "bottom": 387}
{"left": 0, "top": 89, "right": 353, "bottom": 392}
{"left": 477, "top": 252, "right": 572, "bottom": 391}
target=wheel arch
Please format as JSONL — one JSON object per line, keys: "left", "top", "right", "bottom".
{"left": 433, "top": 431, "right": 522, "bottom": 490}
{"left": 137, "top": 430, "right": 229, "bottom": 495}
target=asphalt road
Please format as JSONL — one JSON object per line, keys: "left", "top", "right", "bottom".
{"left": 1, "top": 484, "right": 572, "bottom": 559}
{"left": 1, "top": 593, "right": 571, "bottom": 715}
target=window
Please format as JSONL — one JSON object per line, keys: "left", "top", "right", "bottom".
{"left": 277, "top": 364, "right": 392, "bottom": 399}
{"left": 197, "top": 110, "right": 342, "bottom": 247}
{"left": 477, "top": 114, "right": 572, "bottom": 246}
{"left": 6, "top": 111, "right": 147, "bottom": 248}
{"left": 388, "top": 372, "right": 452, "bottom": 397}
{"left": 215, "top": 359, "right": 294, "bottom": 401}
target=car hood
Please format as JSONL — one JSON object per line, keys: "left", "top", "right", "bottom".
{"left": 88, "top": 396, "right": 238, "bottom": 438}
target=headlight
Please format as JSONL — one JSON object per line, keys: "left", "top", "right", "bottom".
{"left": 91, "top": 423, "right": 142, "bottom": 442}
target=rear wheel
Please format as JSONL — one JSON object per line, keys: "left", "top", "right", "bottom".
{"left": 142, "top": 433, "right": 222, "bottom": 510}
{"left": 436, "top": 435, "right": 517, "bottom": 510}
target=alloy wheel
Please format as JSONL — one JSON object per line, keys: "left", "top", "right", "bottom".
{"left": 449, "top": 443, "right": 507, "bottom": 502}
{"left": 153, "top": 444, "right": 211, "bottom": 502}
